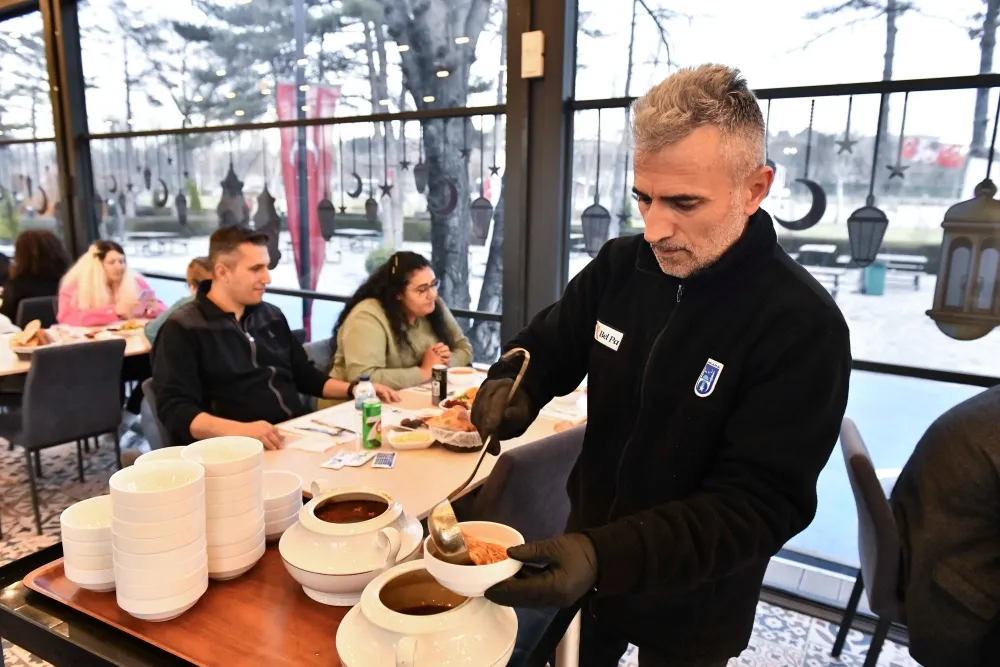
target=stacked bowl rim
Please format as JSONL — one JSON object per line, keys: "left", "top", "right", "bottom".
{"left": 182, "top": 436, "right": 263, "bottom": 476}
{"left": 109, "top": 460, "right": 205, "bottom": 508}
{"left": 60, "top": 495, "right": 112, "bottom": 543}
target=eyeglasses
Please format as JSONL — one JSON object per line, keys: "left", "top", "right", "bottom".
{"left": 410, "top": 278, "right": 440, "bottom": 296}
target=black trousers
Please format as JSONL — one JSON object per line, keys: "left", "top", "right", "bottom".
{"left": 122, "top": 354, "right": 151, "bottom": 415}
{"left": 580, "top": 608, "right": 730, "bottom": 667}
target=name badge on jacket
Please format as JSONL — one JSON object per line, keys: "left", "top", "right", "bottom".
{"left": 594, "top": 321, "right": 624, "bottom": 351}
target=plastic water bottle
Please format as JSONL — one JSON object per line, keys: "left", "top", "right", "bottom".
{"left": 354, "top": 374, "right": 376, "bottom": 410}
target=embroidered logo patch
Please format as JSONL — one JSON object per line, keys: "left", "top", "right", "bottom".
{"left": 594, "top": 321, "right": 624, "bottom": 351}
{"left": 694, "top": 359, "right": 724, "bottom": 397}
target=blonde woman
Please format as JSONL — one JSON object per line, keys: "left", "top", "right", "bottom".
{"left": 57, "top": 240, "right": 166, "bottom": 327}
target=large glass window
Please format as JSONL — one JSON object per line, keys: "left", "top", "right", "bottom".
{"left": 0, "top": 11, "right": 62, "bottom": 252}
{"left": 576, "top": 0, "right": 992, "bottom": 99}
{"left": 81, "top": 0, "right": 509, "bottom": 362}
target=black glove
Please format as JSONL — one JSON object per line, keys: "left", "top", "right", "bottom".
{"left": 484, "top": 533, "right": 599, "bottom": 609}
{"left": 471, "top": 377, "right": 535, "bottom": 455}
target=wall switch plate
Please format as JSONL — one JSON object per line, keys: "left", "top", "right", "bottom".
{"left": 521, "top": 30, "right": 544, "bottom": 79}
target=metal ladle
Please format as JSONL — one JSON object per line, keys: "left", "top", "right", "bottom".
{"left": 428, "top": 347, "right": 531, "bottom": 565}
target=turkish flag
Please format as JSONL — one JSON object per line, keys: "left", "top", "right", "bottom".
{"left": 276, "top": 83, "right": 340, "bottom": 292}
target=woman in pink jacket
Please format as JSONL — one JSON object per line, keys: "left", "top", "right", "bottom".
{"left": 57, "top": 240, "right": 166, "bottom": 327}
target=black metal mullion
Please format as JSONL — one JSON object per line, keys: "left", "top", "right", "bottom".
{"left": 38, "top": 0, "right": 94, "bottom": 256}
{"left": 500, "top": 0, "right": 530, "bottom": 342}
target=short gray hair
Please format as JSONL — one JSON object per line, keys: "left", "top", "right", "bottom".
{"left": 632, "top": 64, "right": 765, "bottom": 180}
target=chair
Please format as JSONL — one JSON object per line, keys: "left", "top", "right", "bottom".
{"left": 0, "top": 339, "right": 126, "bottom": 534}
{"left": 459, "top": 425, "right": 584, "bottom": 543}
{"left": 140, "top": 378, "right": 173, "bottom": 450}
{"left": 456, "top": 426, "right": 586, "bottom": 667}
{"left": 291, "top": 328, "right": 307, "bottom": 345}
{"left": 833, "top": 418, "right": 906, "bottom": 667}
{"left": 15, "top": 296, "right": 58, "bottom": 329}
{"left": 301, "top": 337, "right": 335, "bottom": 412}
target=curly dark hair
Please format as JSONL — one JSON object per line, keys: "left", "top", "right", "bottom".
{"left": 10, "top": 229, "right": 71, "bottom": 281}
{"left": 333, "top": 251, "right": 454, "bottom": 354}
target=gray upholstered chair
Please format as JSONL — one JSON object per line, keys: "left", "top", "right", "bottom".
{"left": 291, "top": 328, "right": 307, "bottom": 345}
{"left": 458, "top": 425, "right": 584, "bottom": 542}
{"left": 15, "top": 296, "right": 58, "bottom": 329}
{"left": 301, "top": 337, "right": 335, "bottom": 412}
{"left": 833, "top": 417, "right": 906, "bottom": 667}
{"left": 0, "top": 339, "right": 126, "bottom": 534}
{"left": 140, "top": 378, "right": 173, "bottom": 450}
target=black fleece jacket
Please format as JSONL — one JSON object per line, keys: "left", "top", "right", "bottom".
{"left": 488, "top": 208, "right": 851, "bottom": 663}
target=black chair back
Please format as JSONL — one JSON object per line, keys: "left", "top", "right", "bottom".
{"left": 141, "top": 378, "right": 173, "bottom": 449}
{"left": 469, "top": 425, "right": 585, "bottom": 543}
{"left": 16, "top": 296, "right": 58, "bottom": 329}
{"left": 840, "top": 417, "right": 904, "bottom": 620}
{"left": 291, "top": 328, "right": 306, "bottom": 345}
{"left": 22, "top": 339, "right": 126, "bottom": 449}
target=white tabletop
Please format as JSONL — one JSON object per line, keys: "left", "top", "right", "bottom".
{"left": 264, "top": 375, "right": 588, "bottom": 519}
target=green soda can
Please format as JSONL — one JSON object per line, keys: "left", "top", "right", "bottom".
{"left": 361, "top": 398, "right": 382, "bottom": 449}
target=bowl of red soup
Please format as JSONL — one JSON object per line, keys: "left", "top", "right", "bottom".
{"left": 423, "top": 521, "right": 524, "bottom": 597}
{"left": 279, "top": 482, "right": 424, "bottom": 606}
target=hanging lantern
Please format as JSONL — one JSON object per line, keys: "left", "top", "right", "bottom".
{"left": 318, "top": 199, "right": 337, "bottom": 241}
{"left": 582, "top": 203, "right": 611, "bottom": 258}
{"left": 926, "top": 178, "right": 1000, "bottom": 340}
{"left": 143, "top": 166, "right": 152, "bottom": 191}
{"left": 413, "top": 162, "right": 428, "bottom": 194}
{"left": 175, "top": 192, "right": 189, "bottom": 227}
{"left": 846, "top": 200, "right": 889, "bottom": 268}
{"left": 253, "top": 185, "right": 282, "bottom": 270}
{"left": 470, "top": 197, "right": 494, "bottom": 241}
{"left": 365, "top": 196, "right": 379, "bottom": 223}
{"left": 217, "top": 161, "right": 250, "bottom": 228}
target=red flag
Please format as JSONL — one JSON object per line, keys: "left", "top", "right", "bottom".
{"left": 276, "top": 83, "right": 340, "bottom": 291}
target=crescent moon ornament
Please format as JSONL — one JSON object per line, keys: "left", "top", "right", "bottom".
{"left": 35, "top": 186, "right": 48, "bottom": 215}
{"left": 773, "top": 99, "right": 826, "bottom": 232}
{"left": 773, "top": 179, "right": 827, "bottom": 232}
{"left": 152, "top": 178, "right": 169, "bottom": 208}
{"left": 347, "top": 172, "right": 363, "bottom": 199}
{"left": 107, "top": 174, "right": 118, "bottom": 194}
{"left": 427, "top": 179, "right": 458, "bottom": 217}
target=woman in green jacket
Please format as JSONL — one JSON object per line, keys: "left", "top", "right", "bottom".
{"left": 329, "top": 251, "right": 473, "bottom": 391}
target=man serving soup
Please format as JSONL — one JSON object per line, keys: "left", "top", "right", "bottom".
{"left": 473, "top": 65, "right": 852, "bottom": 667}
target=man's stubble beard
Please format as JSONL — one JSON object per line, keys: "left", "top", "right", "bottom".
{"left": 653, "top": 200, "right": 746, "bottom": 278}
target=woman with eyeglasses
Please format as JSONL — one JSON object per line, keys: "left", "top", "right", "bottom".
{"left": 327, "top": 251, "right": 473, "bottom": 392}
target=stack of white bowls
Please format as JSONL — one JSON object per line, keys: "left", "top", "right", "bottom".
{"left": 263, "top": 470, "right": 302, "bottom": 541}
{"left": 182, "top": 437, "right": 265, "bottom": 581}
{"left": 109, "top": 460, "right": 209, "bottom": 621}
{"left": 61, "top": 495, "right": 115, "bottom": 592}
{"left": 134, "top": 446, "right": 187, "bottom": 465}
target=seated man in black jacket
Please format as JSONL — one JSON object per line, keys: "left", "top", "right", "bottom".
{"left": 153, "top": 226, "right": 398, "bottom": 449}
{"left": 473, "top": 64, "right": 851, "bottom": 667}
{"left": 891, "top": 386, "right": 1000, "bottom": 667}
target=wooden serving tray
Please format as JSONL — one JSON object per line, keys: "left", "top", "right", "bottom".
{"left": 23, "top": 546, "right": 349, "bottom": 667}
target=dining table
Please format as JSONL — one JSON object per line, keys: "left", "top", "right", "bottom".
{"left": 0, "top": 326, "right": 152, "bottom": 377}
{"left": 0, "top": 371, "right": 588, "bottom": 667}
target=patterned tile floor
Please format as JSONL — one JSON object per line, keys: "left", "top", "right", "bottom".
{"left": 0, "top": 440, "right": 920, "bottom": 667}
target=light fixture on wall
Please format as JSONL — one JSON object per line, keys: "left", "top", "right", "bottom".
{"left": 927, "top": 98, "right": 1000, "bottom": 341}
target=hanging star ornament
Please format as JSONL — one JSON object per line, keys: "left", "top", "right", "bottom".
{"left": 167, "top": 156, "right": 173, "bottom": 165}
{"left": 338, "top": 205, "right": 347, "bottom": 215}
{"left": 617, "top": 210, "right": 630, "bottom": 225}
{"left": 459, "top": 147, "right": 471, "bottom": 160}
{"left": 489, "top": 164, "right": 501, "bottom": 176}
{"left": 379, "top": 183, "right": 394, "bottom": 198}
{"left": 836, "top": 136, "right": 858, "bottom": 155}
{"left": 886, "top": 163, "right": 909, "bottom": 180}
{"left": 399, "top": 159, "right": 411, "bottom": 171}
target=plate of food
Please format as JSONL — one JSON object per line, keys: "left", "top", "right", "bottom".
{"left": 9, "top": 320, "right": 53, "bottom": 359}
{"left": 107, "top": 320, "right": 146, "bottom": 336}
{"left": 441, "top": 386, "right": 479, "bottom": 411}
{"left": 427, "top": 405, "right": 483, "bottom": 453}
